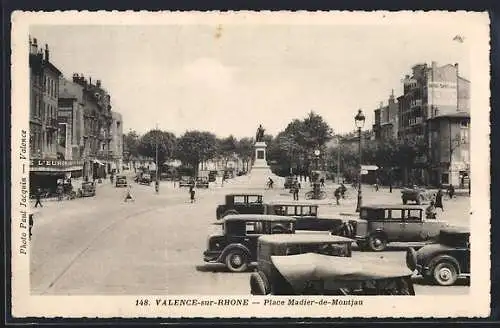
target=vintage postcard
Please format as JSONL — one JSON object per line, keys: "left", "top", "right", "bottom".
{"left": 10, "top": 11, "right": 490, "bottom": 319}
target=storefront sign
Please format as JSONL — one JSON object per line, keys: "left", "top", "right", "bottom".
{"left": 30, "top": 159, "right": 84, "bottom": 172}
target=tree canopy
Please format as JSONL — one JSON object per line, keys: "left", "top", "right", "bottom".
{"left": 137, "top": 129, "right": 176, "bottom": 165}
{"left": 175, "top": 131, "right": 218, "bottom": 173}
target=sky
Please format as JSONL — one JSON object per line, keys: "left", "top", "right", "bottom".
{"left": 30, "top": 22, "right": 470, "bottom": 139}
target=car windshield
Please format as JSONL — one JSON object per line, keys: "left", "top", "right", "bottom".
{"left": 360, "top": 208, "right": 386, "bottom": 220}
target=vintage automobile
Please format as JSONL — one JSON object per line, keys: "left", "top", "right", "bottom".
{"left": 250, "top": 250, "right": 415, "bottom": 295}
{"left": 179, "top": 176, "right": 193, "bottom": 188}
{"left": 195, "top": 177, "right": 209, "bottom": 189}
{"left": 216, "top": 194, "right": 265, "bottom": 219}
{"left": 401, "top": 186, "right": 436, "bottom": 205}
{"left": 203, "top": 214, "right": 296, "bottom": 272}
{"left": 115, "top": 175, "right": 128, "bottom": 188}
{"left": 79, "top": 181, "right": 96, "bottom": 197}
{"left": 345, "top": 204, "right": 449, "bottom": 252}
{"left": 138, "top": 173, "right": 152, "bottom": 185}
{"left": 264, "top": 201, "right": 344, "bottom": 234}
{"left": 208, "top": 171, "right": 218, "bottom": 182}
{"left": 406, "top": 226, "right": 470, "bottom": 286}
{"left": 283, "top": 176, "right": 295, "bottom": 189}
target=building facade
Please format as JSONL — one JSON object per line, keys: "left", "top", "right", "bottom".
{"left": 373, "top": 91, "right": 399, "bottom": 143}
{"left": 397, "top": 62, "right": 470, "bottom": 186}
{"left": 428, "top": 112, "right": 470, "bottom": 187}
{"left": 58, "top": 77, "right": 85, "bottom": 161}
{"left": 29, "top": 37, "right": 76, "bottom": 193}
{"left": 110, "top": 112, "right": 124, "bottom": 172}
{"left": 71, "top": 74, "right": 114, "bottom": 180}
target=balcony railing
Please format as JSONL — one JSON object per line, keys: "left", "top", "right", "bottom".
{"left": 410, "top": 99, "right": 423, "bottom": 108}
{"left": 46, "top": 118, "right": 58, "bottom": 129}
{"left": 408, "top": 117, "right": 424, "bottom": 126}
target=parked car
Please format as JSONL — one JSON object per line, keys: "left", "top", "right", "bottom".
{"left": 179, "top": 176, "right": 193, "bottom": 188}
{"left": 264, "top": 201, "right": 344, "bottom": 234}
{"left": 208, "top": 171, "right": 218, "bottom": 182}
{"left": 138, "top": 173, "right": 152, "bottom": 185}
{"left": 406, "top": 226, "right": 470, "bottom": 286}
{"left": 80, "top": 181, "right": 96, "bottom": 197}
{"left": 250, "top": 245, "right": 415, "bottom": 295}
{"left": 283, "top": 176, "right": 295, "bottom": 189}
{"left": 115, "top": 175, "right": 128, "bottom": 188}
{"left": 195, "top": 177, "right": 209, "bottom": 189}
{"left": 203, "top": 214, "right": 296, "bottom": 272}
{"left": 345, "top": 204, "right": 449, "bottom": 251}
{"left": 216, "top": 194, "right": 265, "bottom": 219}
{"left": 401, "top": 186, "right": 436, "bottom": 205}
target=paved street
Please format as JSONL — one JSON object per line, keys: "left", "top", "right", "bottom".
{"left": 30, "top": 173, "right": 470, "bottom": 295}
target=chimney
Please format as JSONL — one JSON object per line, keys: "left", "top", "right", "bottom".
{"left": 432, "top": 61, "right": 437, "bottom": 70}
{"left": 89, "top": 77, "right": 92, "bottom": 85}
{"left": 96, "top": 80, "right": 101, "bottom": 88}
{"left": 44, "top": 44, "right": 49, "bottom": 62}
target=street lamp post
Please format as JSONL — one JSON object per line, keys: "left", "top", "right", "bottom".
{"left": 355, "top": 109, "right": 366, "bottom": 212}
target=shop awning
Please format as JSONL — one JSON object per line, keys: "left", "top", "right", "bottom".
{"left": 30, "top": 159, "right": 84, "bottom": 173}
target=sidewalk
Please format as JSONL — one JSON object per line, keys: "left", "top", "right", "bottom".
{"left": 30, "top": 178, "right": 109, "bottom": 203}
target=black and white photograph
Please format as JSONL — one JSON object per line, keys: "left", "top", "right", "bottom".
{"left": 10, "top": 11, "right": 490, "bottom": 318}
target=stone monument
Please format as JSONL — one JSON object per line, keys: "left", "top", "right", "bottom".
{"left": 223, "top": 124, "right": 282, "bottom": 189}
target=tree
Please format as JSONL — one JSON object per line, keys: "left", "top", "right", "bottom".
{"left": 137, "top": 129, "right": 176, "bottom": 166}
{"left": 235, "top": 137, "right": 254, "bottom": 172}
{"left": 175, "top": 131, "right": 218, "bottom": 175}
{"left": 123, "top": 130, "right": 140, "bottom": 161}
{"left": 217, "top": 135, "right": 238, "bottom": 168}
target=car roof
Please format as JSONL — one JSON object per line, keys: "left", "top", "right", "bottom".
{"left": 221, "top": 214, "right": 296, "bottom": 222}
{"left": 117, "top": 175, "right": 126, "bottom": 178}
{"left": 259, "top": 234, "right": 353, "bottom": 244}
{"left": 271, "top": 253, "right": 413, "bottom": 291}
{"left": 267, "top": 200, "right": 319, "bottom": 206}
{"left": 361, "top": 204, "right": 426, "bottom": 210}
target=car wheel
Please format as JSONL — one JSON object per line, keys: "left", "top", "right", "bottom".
{"left": 271, "top": 225, "right": 287, "bottom": 234}
{"left": 250, "top": 271, "right": 270, "bottom": 295}
{"left": 368, "top": 233, "right": 387, "bottom": 252}
{"left": 225, "top": 250, "right": 249, "bottom": 272}
{"left": 432, "top": 261, "right": 458, "bottom": 286}
{"left": 305, "top": 192, "right": 313, "bottom": 200}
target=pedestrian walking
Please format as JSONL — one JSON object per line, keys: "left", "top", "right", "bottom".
{"left": 292, "top": 181, "right": 299, "bottom": 201}
{"left": 190, "top": 188, "right": 196, "bottom": 203}
{"left": 435, "top": 188, "right": 444, "bottom": 212}
{"left": 448, "top": 184, "right": 455, "bottom": 199}
{"left": 320, "top": 178, "right": 325, "bottom": 188}
{"left": 389, "top": 180, "right": 393, "bottom": 193}
{"left": 334, "top": 187, "right": 341, "bottom": 205}
{"left": 29, "top": 213, "right": 34, "bottom": 240}
{"left": 267, "top": 177, "right": 274, "bottom": 189}
{"left": 34, "top": 187, "right": 43, "bottom": 208}
{"left": 124, "top": 185, "right": 134, "bottom": 202}
{"left": 340, "top": 183, "right": 347, "bottom": 199}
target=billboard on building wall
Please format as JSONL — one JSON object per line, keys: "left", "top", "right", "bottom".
{"left": 427, "top": 81, "right": 458, "bottom": 110}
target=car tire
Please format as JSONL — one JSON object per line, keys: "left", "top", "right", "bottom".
{"left": 250, "top": 271, "right": 270, "bottom": 295}
{"left": 225, "top": 250, "right": 249, "bottom": 272}
{"left": 368, "top": 233, "right": 387, "bottom": 252}
{"left": 432, "top": 261, "right": 458, "bottom": 286}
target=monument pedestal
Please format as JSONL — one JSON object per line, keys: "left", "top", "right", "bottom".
{"left": 222, "top": 141, "right": 282, "bottom": 189}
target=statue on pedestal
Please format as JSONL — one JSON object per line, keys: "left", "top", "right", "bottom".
{"left": 255, "top": 124, "right": 265, "bottom": 143}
